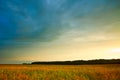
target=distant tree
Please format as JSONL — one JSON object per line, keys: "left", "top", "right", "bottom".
{"left": 31, "top": 59, "right": 120, "bottom": 65}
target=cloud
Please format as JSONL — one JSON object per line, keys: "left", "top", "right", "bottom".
{"left": 0, "top": 0, "right": 120, "bottom": 62}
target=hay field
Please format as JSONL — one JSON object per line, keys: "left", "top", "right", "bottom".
{"left": 0, "top": 64, "right": 120, "bottom": 80}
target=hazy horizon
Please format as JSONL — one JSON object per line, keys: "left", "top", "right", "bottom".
{"left": 0, "top": 0, "right": 120, "bottom": 64}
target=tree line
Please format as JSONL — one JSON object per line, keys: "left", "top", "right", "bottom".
{"left": 31, "top": 59, "right": 120, "bottom": 65}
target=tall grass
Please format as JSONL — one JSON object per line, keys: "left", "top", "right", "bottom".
{"left": 0, "top": 64, "right": 120, "bottom": 80}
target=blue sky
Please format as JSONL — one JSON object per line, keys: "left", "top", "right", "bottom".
{"left": 0, "top": 0, "right": 120, "bottom": 64}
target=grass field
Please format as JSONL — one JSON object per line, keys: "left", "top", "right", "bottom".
{"left": 0, "top": 64, "right": 120, "bottom": 80}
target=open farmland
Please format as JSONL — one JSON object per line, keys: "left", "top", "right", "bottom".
{"left": 0, "top": 64, "right": 120, "bottom": 80}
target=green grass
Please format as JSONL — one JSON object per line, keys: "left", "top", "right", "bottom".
{"left": 0, "top": 64, "right": 120, "bottom": 80}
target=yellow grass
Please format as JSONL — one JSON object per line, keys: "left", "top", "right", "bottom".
{"left": 0, "top": 64, "right": 120, "bottom": 80}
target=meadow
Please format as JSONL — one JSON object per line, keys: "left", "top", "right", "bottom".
{"left": 0, "top": 64, "right": 120, "bottom": 80}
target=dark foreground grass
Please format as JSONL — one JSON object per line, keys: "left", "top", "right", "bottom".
{"left": 0, "top": 64, "right": 120, "bottom": 80}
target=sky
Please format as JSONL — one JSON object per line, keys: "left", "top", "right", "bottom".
{"left": 0, "top": 0, "right": 120, "bottom": 64}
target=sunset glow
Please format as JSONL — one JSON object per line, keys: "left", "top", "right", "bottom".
{"left": 109, "top": 48, "right": 120, "bottom": 53}
{"left": 0, "top": 0, "right": 120, "bottom": 64}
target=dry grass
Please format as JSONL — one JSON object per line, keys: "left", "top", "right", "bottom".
{"left": 0, "top": 64, "right": 120, "bottom": 80}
